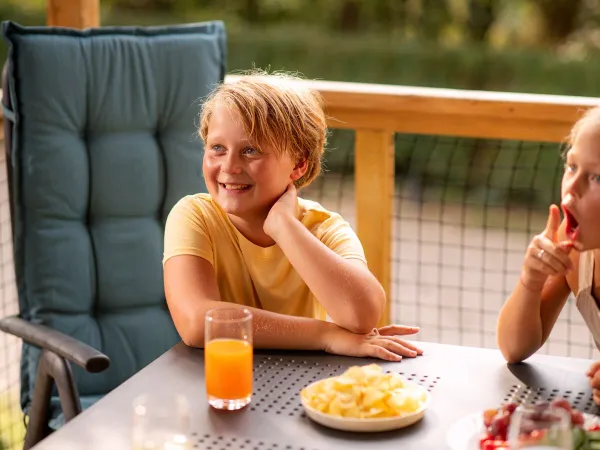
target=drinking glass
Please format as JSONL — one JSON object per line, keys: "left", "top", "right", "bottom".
{"left": 507, "top": 404, "right": 572, "bottom": 449}
{"left": 131, "top": 393, "right": 190, "bottom": 450}
{"left": 205, "top": 307, "right": 253, "bottom": 410}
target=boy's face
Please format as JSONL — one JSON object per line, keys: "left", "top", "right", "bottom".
{"left": 203, "top": 104, "right": 305, "bottom": 220}
{"left": 561, "top": 123, "right": 600, "bottom": 250}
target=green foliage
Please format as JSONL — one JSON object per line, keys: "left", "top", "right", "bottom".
{"left": 0, "top": 0, "right": 595, "bottom": 209}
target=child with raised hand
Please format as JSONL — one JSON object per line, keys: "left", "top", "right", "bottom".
{"left": 496, "top": 105, "right": 600, "bottom": 402}
{"left": 163, "top": 70, "right": 423, "bottom": 362}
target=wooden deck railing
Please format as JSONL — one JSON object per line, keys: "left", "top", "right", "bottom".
{"left": 1, "top": 0, "right": 599, "bottom": 326}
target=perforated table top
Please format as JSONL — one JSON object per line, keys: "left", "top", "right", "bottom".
{"left": 34, "top": 341, "right": 600, "bottom": 450}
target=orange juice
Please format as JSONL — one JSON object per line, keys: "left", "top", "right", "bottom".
{"left": 205, "top": 338, "right": 253, "bottom": 400}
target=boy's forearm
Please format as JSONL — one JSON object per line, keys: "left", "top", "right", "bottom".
{"left": 269, "top": 214, "right": 385, "bottom": 333}
{"left": 180, "top": 299, "right": 337, "bottom": 350}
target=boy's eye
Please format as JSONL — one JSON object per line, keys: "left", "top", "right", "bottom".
{"left": 242, "top": 147, "right": 259, "bottom": 155}
{"left": 564, "top": 163, "right": 577, "bottom": 173}
{"left": 211, "top": 144, "right": 225, "bottom": 152}
{"left": 592, "top": 174, "right": 600, "bottom": 184}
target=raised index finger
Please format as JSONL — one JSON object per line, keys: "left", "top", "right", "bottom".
{"left": 544, "top": 204, "right": 561, "bottom": 242}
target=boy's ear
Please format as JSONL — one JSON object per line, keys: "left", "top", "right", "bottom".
{"left": 290, "top": 160, "right": 308, "bottom": 181}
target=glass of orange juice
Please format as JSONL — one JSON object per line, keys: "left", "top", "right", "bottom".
{"left": 205, "top": 308, "right": 253, "bottom": 410}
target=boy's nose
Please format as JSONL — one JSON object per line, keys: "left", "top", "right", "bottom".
{"left": 221, "top": 154, "right": 243, "bottom": 174}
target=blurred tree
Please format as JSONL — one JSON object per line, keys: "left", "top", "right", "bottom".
{"left": 337, "top": 0, "right": 361, "bottom": 32}
{"left": 108, "top": 0, "right": 171, "bottom": 11}
{"left": 242, "top": 0, "right": 260, "bottom": 23}
{"left": 372, "top": 0, "right": 409, "bottom": 35}
{"left": 106, "top": 0, "right": 199, "bottom": 12}
{"left": 466, "top": 0, "right": 499, "bottom": 42}
{"left": 535, "top": 0, "right": 583, "bottom": 45}
{"left": 419, "top": 0, "right": 452, "bottom": 41}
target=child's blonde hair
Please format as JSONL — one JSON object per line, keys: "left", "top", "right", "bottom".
{"left": 199, "top": 70, "right": 327, "bottom": 188}
{"left": 568, "top": 106, "right": 600, "bottom": 148}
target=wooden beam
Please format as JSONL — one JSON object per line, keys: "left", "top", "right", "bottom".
{"left": 355, "top": 129, "right": 395, "bottom": 327}
{"left": 47, "top": 0, "right": 100, "bottom": 29}
{"left": 326, "top": 109, "right": 576, "bottom": 143}
{"left": 226, "top": 76, "right": 599, "bottom": 143}
{"left": 310, "top": 79, "right": 599, "bottom": 143}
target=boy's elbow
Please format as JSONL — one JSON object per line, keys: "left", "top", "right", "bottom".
{"left": 181, "top": 330, "right": 203, "bottom": 348}
{"left": 337, "top": 310, "right": 378, "bottom": 334}
{"left": 174, "top": 314, "right": 204, "bottom": 348}
{"left": 347, "top": 321, "right": 377, "bottom": 334}
{"left": 345, "top": 287, "right": 386, "bottom": 334}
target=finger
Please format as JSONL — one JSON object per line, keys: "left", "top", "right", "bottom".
{"left": 532, "top": 237, "right": 573, "bottom": 272}
{"left": 377, "top": 325, "right": 420, "bottom": 336}
{"left": 368, "top": 345, "right": 403, "bottom": 362}
{"left": 592, "top": 372, "right": 600, "bottom": 389}
{"left": 558, "top": 241, "right": 575, "bottom": 253}
{"left": 525, "top": 255, "right": 561, "bottom": 277}
{"left": 385, "top": 336, "right": 424, "bottom": 355}
{"left": 587, "top": 362, "right": 600, "bottom": 378}
{"left": 594, "top": 390, "right": 600, "bottom": 405}
{"left": 373, "top": 339, "right": 420, "bottom": 358}
{"left": 570, "top": 240, "right": 584, "bottom": 252}
{"left": 544, "top": 204, "right": 561, "bottom": 241}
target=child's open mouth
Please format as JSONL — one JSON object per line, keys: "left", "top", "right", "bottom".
{"left": 563, "top": 206, "right": 580, "bottom": 241}
{"left": 220, "top": 183, "right": 252, "bottom": 192}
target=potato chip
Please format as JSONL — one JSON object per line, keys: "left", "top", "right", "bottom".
{"left": 301, "top": 364, "right": 428, "bottom": 419}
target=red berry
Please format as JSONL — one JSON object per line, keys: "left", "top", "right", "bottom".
{"left": 483, "top": 409, "right": 499, "bottom": 428}
{"left": 551, "top": 399, "right": 572, "bottom": 412}
{"left": 571, "top": 410, "right": 585, "bottom": 426}
{"left": 502, "top": 403, "right": 518, "bottom": 414}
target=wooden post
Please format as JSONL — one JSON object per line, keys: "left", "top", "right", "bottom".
{"left": 47, "top": 0, "right": 100, "bottom": 29}
{"left": 355, "top": 129, "right": 395, "bottom": 327}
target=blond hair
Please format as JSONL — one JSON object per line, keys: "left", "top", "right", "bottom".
{"left": 199, "top": 70, "right": 327, "bottom": 188}
{"left": 568, "top": 105, "right": 600, "bottom": 148}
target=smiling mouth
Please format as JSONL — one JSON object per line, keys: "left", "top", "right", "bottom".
{"left": 219, "top": 183, "right": 252, "bottom": 192}
{"left": 563, "top": 206, "right": 580, "bottom": 241}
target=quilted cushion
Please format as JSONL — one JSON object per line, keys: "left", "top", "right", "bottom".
{"left": 1, "top": 20, "right": 226, "bottom": 416}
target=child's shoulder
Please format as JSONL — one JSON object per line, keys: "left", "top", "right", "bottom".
{"left": 297, "top": 197, "right": 345, "bottom": 227}
{"left": 170, "top": 193, "right": 223, "bottom": 219}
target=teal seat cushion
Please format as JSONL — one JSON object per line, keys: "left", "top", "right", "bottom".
{"left": 1, "top": 20, "right": 226, "bottom": 417}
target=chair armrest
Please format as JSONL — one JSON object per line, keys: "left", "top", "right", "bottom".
{"left": 0, "top": 315, "right": 110, "bottom": 373}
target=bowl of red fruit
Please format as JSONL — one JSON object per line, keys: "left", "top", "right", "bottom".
{"left": 446, "top": 399, "right": 600, "bottom": 450}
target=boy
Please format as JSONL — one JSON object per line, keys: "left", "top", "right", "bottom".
{"left": 163, "top": 71, "right": 422, "bottom": 361}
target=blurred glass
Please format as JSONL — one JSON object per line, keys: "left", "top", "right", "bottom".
{"left": 132, "top": 393, "right": 190, "bottom": 450}
{"left": 507, "top": 404, "right": 572, "bottom": 449}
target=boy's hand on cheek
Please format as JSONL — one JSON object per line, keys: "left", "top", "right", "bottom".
{"left": 264, "top": 183, "right": 298, "bottom": 237}
{"left": 323, "top": 324, "right": 423, "bottom": 362}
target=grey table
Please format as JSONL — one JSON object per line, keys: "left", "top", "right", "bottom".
{"left": 32, "top": 341, "right": 600, "bottom": 450}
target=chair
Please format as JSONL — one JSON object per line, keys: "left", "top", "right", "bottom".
{"left": 0, "top": 20, "right": 226, "bottom": 448}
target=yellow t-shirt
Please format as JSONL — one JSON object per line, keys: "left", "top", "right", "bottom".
{"left": 163, "top": 193, "right": 366, "bottom": 320}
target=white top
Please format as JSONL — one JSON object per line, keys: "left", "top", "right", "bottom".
{"left": 575, "top": 251, "right": 600, "bottom": 350}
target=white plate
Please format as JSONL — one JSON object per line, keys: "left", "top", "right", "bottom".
{"left": 446, "top": 411, "right": 600, "bottom": 450}
{"left": 300, "top": 379, "right": 430, "bottom": 433}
